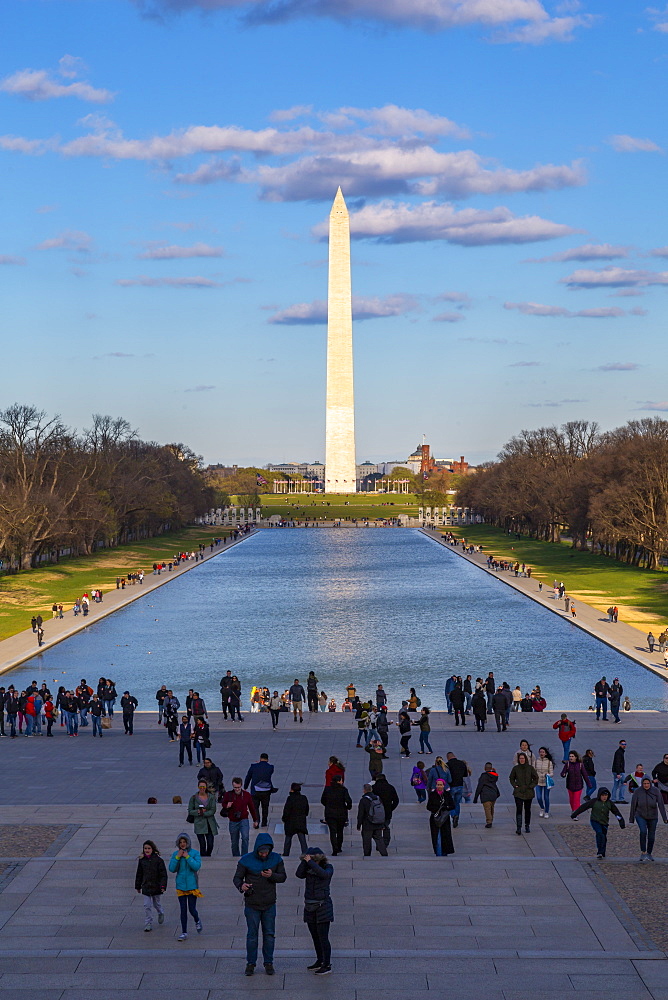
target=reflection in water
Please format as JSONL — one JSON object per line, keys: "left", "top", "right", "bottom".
{"left": 9, "top": 529, "right": 668, "bottom": 711}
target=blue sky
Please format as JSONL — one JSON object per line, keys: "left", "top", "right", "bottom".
{"left": 1, "top": 0, "right": 666, "bottom": 465}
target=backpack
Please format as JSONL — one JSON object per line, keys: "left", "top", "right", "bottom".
{"left": 366, "top": 794, "right": 385, "bottom": 825}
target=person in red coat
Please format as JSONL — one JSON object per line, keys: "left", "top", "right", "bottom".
{"left": 553, "top": 714, "right": 577, "bottom": 763}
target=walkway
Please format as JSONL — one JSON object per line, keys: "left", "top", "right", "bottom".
{"left": 0, "top": 531, "right": 257, "bottom": 677}
{"left": 423, "top": 528, "right": 668, "bottom": 683}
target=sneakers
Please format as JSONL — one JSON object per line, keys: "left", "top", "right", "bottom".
{"left": 158, "top": 912, "right": 165, "bottom": 924}
{"left": 245, "top": 964, "right": 255, "bottom": 976}
{"left": 177, "top": 932, "right": 188, "bottom": 941}
{"left": 307, "top": 962, "right": 322, "bottom": 971}
{"left": 538, "top": 811, "right": 544, "bottom": 818}
{"left": 640, "top": 854, "right": 648, "bottom": 863}
{"left": 544, "top": 813, "right": 550, "bottom": 818}
{"left": 264, "top": 964, "right": 275, "bottom": 975}
{"left": 648, "top": 854, "right": 655, "bottom": 862}
{"left": 485, "top": 823, "right": 492, "bottom": 829}
{"left": 315, "top": 966, "right": 332, "bottom": 975}
{"left": 515, "top": 829, "right": 522, "bottom": 836}
{"left": 596, "top": 853, "right": 604, "bottom": 859}
{"left": 525, "top": 826, "right": 530, "bottom": 834}
{"left": 196, "top": 920, "right": 203, "bottom": 933}
{"left": 144, "top": 923, "right": 152, "bottom": 932}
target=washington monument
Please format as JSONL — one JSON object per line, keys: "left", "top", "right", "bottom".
{"left": 325, "top": 187, "right": 357, "bottom": 493}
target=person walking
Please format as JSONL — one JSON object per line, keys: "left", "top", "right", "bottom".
{"left": 473, "top": 763, "right": 500, "bottom": 828}
{"left": 121, "top": 691, "right": 138, "bottom": 735}
{"left": 376, "top": 706, "right": 391, "bottom": 749}
{"left": 472, "top": 688, "right": 487, "bottom": 731}
{"left": 178, "top": 716, "right": 193, "bottom": 766}
{"left": 594, "top": 677, "right": 611, "bottom": 721}
{"left": 289, "top": 679, "right": 306, "bottom": 722}
{"left": 426, "top": 778, "right": 455, "bottom": 855}
{"left": 169, "top": 833, "right": 203, "bottom": 941}
{"left": 492, "top": 686, "right": 508, "bottom": 732}
{"left": 90, "top": 695, "right": 103, "bottom": 737}
{"left": 244, "top": 753, "right": 275, "bottom": 828}
{"left": 427, "top": 756, "right": 451, "bottom": 792}
{"left": 296, "top": 847, "right": 334, "bottom": 975}
{"left": 415, "top": 706, "right": 434, "bottom": 751}
{"left": 365, "top": 737, "right": 385, "bottom": 780}
{"left": 629, "top": 776, "right": 668, "bottom": 862}
{"left": 509, "top": 752, "right": 538, "bottom": 835}
{"left": 188, "top": 780, "right": 219, "bottom": 857}
{"left": 357, "top": 784, "right": 388, "bottom": 857}
{"left": 268, "top": 691, "right": 282, "bottom": 729}
{"left": 552, "top": 714, "right": 577, "bottom": 762}
{"left": 609, "top": 678, "right": 624, "bottom": 724}
{"left": 648, "top": 632, "right": 656, "bottom": 653}
{"left": 281, "top": 783, "right": 309, "bottom": 856}
{"left": 571, "top": 789, "right": 625, "bottom": 859}
{"left": 356, "top": 706, "right": 370, "bottom": 747}
{"left": 135, "top": 840, "right": 167, "bottom": 932}
{"left": 220, "top": 778, "right": 260, "bottom": 856}
{"left": 233, "top": 833, "right": 287, "bottom": 976}
{"left": 321, "top": 774, "right": 352, "bottom": 856}
{"left": 306, "top": 672, "right": 319, "bottom": 713}
{"left": 583, "top": 749, "right": 597, "bottom": 799}
{"left": 512, "top": 740, "right": 536, "bottom": 767}
{"left": 534, "top": 747, "right": 555, "bottom": 818}
{"left": 398, "top": 711, "right": 412, "bottom": 757}
{"left": 197, "top": 758, "right": 225, "bottom": 799}
{"left": 651, "top": 754, "right": 668, "bottom": 804}
{"left": 449, "top": 684, "right": 466, "bottom": 726}
{"left": 561, "top": 751, "right": 591, "bottom": 813}
{"left": 411, "top": 761, "right": 428, "bottom": 803}
{"left": 192, "top": 718, "right": 210, "bottom": 764}
{"left": 611, "top": 740, "right": 627, "bottom": 803}
{"left": 372, "top": 773, "right": 399, "bottom": 849}
{"left": 445, "top": 752, "right": 468, "bottom": 829}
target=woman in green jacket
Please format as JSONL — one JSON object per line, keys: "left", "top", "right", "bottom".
{"left": 188, "top": 779, "right": 219, "bottom": 857}
{"left": 571, "top": 787, "right": 625, "bottom": 858}
{"left": 509, "top": 753, "right": 538, "bottom": 835}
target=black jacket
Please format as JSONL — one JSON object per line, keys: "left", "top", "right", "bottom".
{"left": 449, "top": 686, "right": 465, "bottom": 709}
{"left": 121, "top": 695, "right": 138, "bottom": 714}
{"left": 281, "top": 792, "right": 310, "bottom": 834}
{"left": 197, "top": 764, "right": 224, "bottom": 793}
{"left": 372, "top": 777, "right": 399, "bottom": 822}
{"left": 320, "top": 784, "right": 353, "bottom": 820}
{"left": 612, "top": 747, "right": 626, "bottom": 773}
{"left": 473, "top": 770, "right": 500, "bottom": 804}
{"left": 296, "top": 857, "right": 333, "bottom": 923}
{"left": 357, "top": 793, "right": 385, "bottom": 829}
{"left": 427, "top": 789, "right": 455, "bottom": 815}
{"left": 491, "top": 692, "right": 507, "bottom": 713}
{"left": 233, "top": 847, "right": 286, "bottom": 911}
{"left": 595, "top": 680, "right": 611, "bottom": 698}
{"left": 446, "top": 758, "right": 468, "bottom": 788}
{"left": 471, "top": 692, "right": 487, "bottom": 720}
{"left": 134, "top": 854, "right": 167, "bottom": 896}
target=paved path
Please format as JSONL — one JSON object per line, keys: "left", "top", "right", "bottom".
{"left": 2, "top": 713, "right": 668, "bottom": 998}
{"left": 422, "top": 528, "right": 668, "bottom": 683}
{"left": 0, "top": 531, "right": 257, "bottom": 677}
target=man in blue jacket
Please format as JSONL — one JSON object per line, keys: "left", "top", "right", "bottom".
{"left": 233, "top": 833, "right": 287, "bottom": 976}
{"left": 244, "top": 753, "right": 275, "bottom": 827}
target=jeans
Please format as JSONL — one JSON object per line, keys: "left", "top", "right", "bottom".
{"left": 414, "top": 787, "right": 427, "bottom": 803}
{"left": 585, "top": 776, "right": 597, "bottom": 799}
{"left": 591, "top": 819, "right": 608, "bottom": 856}
{"left": 450, "top": 786, "right": 463, "bottom": 819}
{"left": 80, "top": 706, "right": 89, "bottom": 727}
{"left": 195, "top": 743, "right": 205, "bottom": 763}
{"left": 67, "top": 713, "right": 79, "bottom": 735}
{"left": 465, "top": 693, "right": 472, "bottom": 712}
{"left": 92, "top": 716, "right": 102, "bottom": 736}
{"left": 229, "top": 819, "right": 250, "bottom": 856}
{"left": 636, "top": 816, "right": 658, "bottom": 854}
{"left": 197, "top": 833, "right": 214, "bottom": 857}
{"left": 244, "top": 904, "right": 276, "bottom": 965}
{"left": 595, "top": 696, "right": 608, "bottom": 720}
{"left": 536, "top": 785, "right": 551, "bottom": 812}
{"left": 356, "top": 729, "right": 369, "bottom": 746}
{"left": 283, "top": 831, "right": 307, "bottom": 856}
{"left": 494, "top": 711, "right": 506, "bottom": 732}
{"left": 179, "top": 894, "right": 200, "bottom": 933}
{"left": 611, "top": 703, "right": 620, "bottom": 723}
{"left": 486, "top": 692, "right": 494, "bottom": 712}
{"left": 307, "top": 920, "right": 331, "bottom": 967}
{"left": 103, "top": 698, "right": 115, "bottom": 717}
{"left": 611, "top": 774, "right": 625, "bottom": 801}
{"left": 419, "top": 732, "right": 433, "bottom": 753}
{"left": 7, "top": 713, "right": 17, "bottom": 737}
{"left": 561, "top": 738, "right": 571, "bottom": 761}
{"left": 270, "top": 710, "right": 280, "bottom": 728}
{"left": 25, "top": 716, "right": 34, "bottom": 736}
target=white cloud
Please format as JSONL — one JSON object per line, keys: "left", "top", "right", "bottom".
{"left": 0, "top": 254, "right": 26, "bottom": 265}
{"left": 504, "top": 301, "right": 625, "bottom": 317}
{"left": 36, "top": 229, "right": 92, "bottom": 252}
{"left": 0, "top": 61, "right": 114, "bottom": 103}
{"left": 607, "top": 134, "right": 663, "bottom": 153}
{"left": 638, "top": 401, "right": 668, "bottom": 411}
{"left": 0, "top": 135, "right": 49, "bottom": 154}
{"left": 185, "top": 384, "right": 216, "bottom": 391}
{"left": 437, "top": 291, "right": 472, "bottom": 306}
{"left": 649, "top": 246, "right": 668, "bottom": 258}
{"left": 321, "top": 200, "right": 578, "bottom": 245}
{"left": 138, "top": 242, "right": 225, "bottom": 259}
{"left": 493, "top": 13, "right": 593, "bottom": 43}
{"left": 509, "top": 360, "right": 541, "bottom": 366}
{"left": 328, "top": 105, "right": 470, "bottom": 139}
{"left": 269, "top": 105, "right": 313, "bottom": 122}
{"left": 116, "top": 275, "right": 221, "bottom": 287}
{"left": 528, "top": 243, "right": 630, "bottom": 262}
{"left": 432, "top": 311, "right": 465, "bottom": 322}
{"left": 596, "top": 362, "right": 640, "bottom": 371}
{"left": 561, "top": 267, "right": 668, "bottom": 288}
{"left": 268, "top": 293, "right": 419, "bottom": 324}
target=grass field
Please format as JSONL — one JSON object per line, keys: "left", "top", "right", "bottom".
{"left": 0, "top": 526, "right": 228, "bottom": 642}
{"left": 450, "top": 524, "right": 668, "bottom": 632}
{"left": 256, "top": 493, "right": 421, "bottom": 519}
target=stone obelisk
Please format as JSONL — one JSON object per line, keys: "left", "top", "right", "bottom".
{"left": 325, "top": 187, "right": 357, "bottom": 493}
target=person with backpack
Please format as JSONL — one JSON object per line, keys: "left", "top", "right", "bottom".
{"left": 473, "top": 763, "right": 500, "bottom": 828}
{"left": 552, "top": 714, "right": 577, "bottom": 763}
{"left": 321, "top": 774, "right": 352, "bottom": 856}
{"left": 281, "top": 783, "right": 309, "bottom": 856}
{"left": 427, "top": 778, "right": 455, "bottom": 855}
{"left": 357, "top": 784, "right": 388, "bottom": 856}
{"left": 135, "top": 840, "right": 167, "bottom": 932}
{"left": 411, "top": 761, "right": 428, "bottom": 803}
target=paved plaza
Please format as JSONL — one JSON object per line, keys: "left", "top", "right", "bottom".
{"left": 1, "top": 710, "right": 668, "bottom": 998}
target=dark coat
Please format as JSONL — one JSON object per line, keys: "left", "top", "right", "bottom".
{"left": 471, "top": 692, "right": 487, "bottom": 720}
{"left": 561, "top": 761, "right": 590, "bottom": 792}
{"left": 612, "top": 747, "right": 626, "bottom": 774}
{"left": 281, "top": 792, "right": 310, "bottom": 834}
{"left": 372, "top": 777, "right": 399, "bottom": 822}
{"left": 473, "top": 770, "right": 500, "bottom": 804}
{"left": 296, "top": 856, "right": 333, "bottom": 923}
{"left": 449, "top": 686, "right": 465, "bottom": 709}
{"left": 320, "top": 784, "right": 352, "bottom": 820}
{"left": 134, "top": 854, "right": 167, "bottom": 896}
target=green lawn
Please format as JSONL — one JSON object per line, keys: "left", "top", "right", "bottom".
{"left": 450, "top": 524, "right": 668, "bottom": 633}
{"left": 0, "top": 526, "right": 229, "bottom": 642}
{"left": 256, "top": 493, "right": 421, "bottom": 520}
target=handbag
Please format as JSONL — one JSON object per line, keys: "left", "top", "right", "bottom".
{"left": 101, "top": 716, "right": 112, "bottom": 730}
{"left": 304, "top": 899, "right": 323, "bottom": 914}
{"left": 545, "top": 774, "right": 554, "bottom": 789}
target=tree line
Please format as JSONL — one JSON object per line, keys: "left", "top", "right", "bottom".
{"left": 0, "top": 404, "right": 215, "bottom": 572}
{"left": 456, "top": 418, "right": 668, "bottom": 570}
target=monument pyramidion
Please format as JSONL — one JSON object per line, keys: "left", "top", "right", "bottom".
{"left": 325, "top": 187, "right": 357, "bottom": 494}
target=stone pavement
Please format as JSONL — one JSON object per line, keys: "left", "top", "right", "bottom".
{"left": 1, "top": 713, "right": 668, "bottom": 998}
{"left": 423, "top": 528, "right": 668, "bottom": 683}
{"left": 0, "top": 531, "right": 256, "bottom": 677}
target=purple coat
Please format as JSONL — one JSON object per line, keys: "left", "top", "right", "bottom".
{"left": 561, "top": 760, "right": 590, "bottom": 792}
